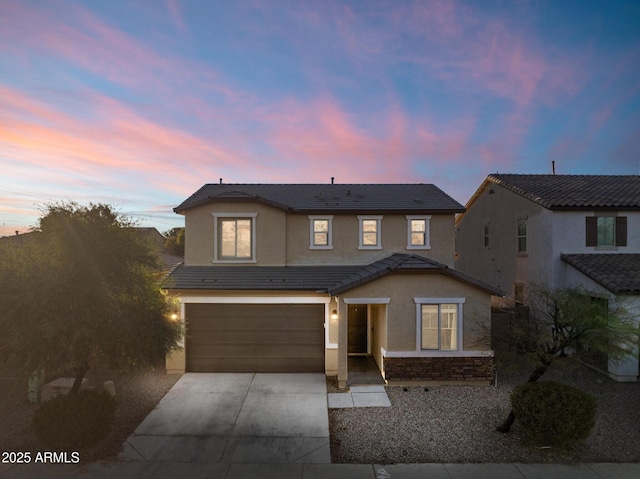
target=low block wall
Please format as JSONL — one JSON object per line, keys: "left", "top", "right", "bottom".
{"left": 384, "top": 356, "right": 493, "bottom": 381}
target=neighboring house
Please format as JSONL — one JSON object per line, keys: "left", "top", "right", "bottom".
{"left": 130, "top": 227, "right": 183, "bottom": 273}
{"left": 165, "top": 183, "right": 500, "bottom": 387}
{"left": 456, "top": 174, "right": 640, "bottom": 382}
{"left": 133, "top": 227, "right": 167, "bottom": 251}
{"left": 0, "top": 231, "right": 36, "bottom": 244}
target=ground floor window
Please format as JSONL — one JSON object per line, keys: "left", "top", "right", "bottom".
{"left": 418, "top": 301, "right": 462, "bottom": 351}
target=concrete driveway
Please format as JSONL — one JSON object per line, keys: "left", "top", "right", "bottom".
{"left": 120, "top": 373, "right": 330, "bottom": 464}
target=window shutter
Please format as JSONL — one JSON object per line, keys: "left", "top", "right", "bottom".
{"left": 585, "top": 217, "right": 597, "bottom": 246}
{"left": 615, "top": 216, "right": 627, "bottom": 247}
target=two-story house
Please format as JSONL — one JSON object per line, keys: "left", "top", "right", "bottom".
{"left": 165, "top": 183, "right": 500, "bottom": 387}
{"left": 456, "top": 174, "right": 640, "bottom": 382}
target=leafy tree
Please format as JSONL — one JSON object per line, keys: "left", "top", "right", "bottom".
{"left": 494, "top": 284, "right": 638, "bottom": 433}
{"left": 163, "top": 227, "right": 185, "bottom": 256}
{"left": 0, "top": 203, "right": 182, "bottom": 393}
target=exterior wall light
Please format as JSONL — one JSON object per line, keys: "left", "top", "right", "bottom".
{"left": 170, "top": 313, "right": 179, "bottom": 321}
{"left": 331, "top": 310, "right": 338, "bottom": 321}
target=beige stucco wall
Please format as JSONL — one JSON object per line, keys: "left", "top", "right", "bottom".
{"left": 183, "top": 202, "right": 287, "bottom": 266}
{"left": 166, "top": 348, "right": 185, "bottom": 374}
{"left": 182, "top": 200, "right": 457, "bottom": 267}
{"left": 456, "top": 182, "right": 552, "bottom": 301}
{"left": 340, "top": 273, "right": 492, "bottom": 352}
{"left": 370, "top": 304, "right": 387, "bottom": 370}
{"left": 325, "top": 349, "right": 338, "bottom": 376}
{"left": 335, "top": 272, "right": 493, "bottom": 385}
{"left": 286, "top": 213, "right": 456, "bottom": 266}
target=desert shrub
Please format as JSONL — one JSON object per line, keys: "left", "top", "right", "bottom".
{"left": 511, "top": 381, "right": 596, "bottom": 448}
{"left": 33, "top": 389, "right": 117, "bottom": 450}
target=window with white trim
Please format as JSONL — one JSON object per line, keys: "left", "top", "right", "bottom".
{"left": 406, "top": 215, "right": 431, "bottom": 249}
{"left": 212, "top": 213, "right": 257, "bottom": 263}
{"left": 415, "top": 298, "right": 464, "bottom": 351}
{"left": 517, "top": 219, "right": 527, "bottom": 253}
{"left": 358, "top": 215, "right": 382, "bottom": 249}
{"left": 309, "top": 215, "right": 333, "bottom": 249}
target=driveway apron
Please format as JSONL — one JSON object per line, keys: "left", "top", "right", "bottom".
{"left": 120, "top": 373, "right": 330, "bottom": 464}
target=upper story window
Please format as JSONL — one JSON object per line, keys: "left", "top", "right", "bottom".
{"left": 484, "top": 224, "right": 490, "bottom": 248}
{"left": 598, "top": 217, "right": 615, "bottom": 246}
{"left": 212, "top": 213, "right": 257, "bottom": 263}
{"left": 406, "top": 215, "right": 431, "bottom": 249}
{"left": 517, "top": 219, "right": 527, "bottom": 254}
{"left": 309, "top": 215, "right": 333, "bottom": 249}
{"left": 415, "top": 298, "right": 464, "bottom": 351}
{"left": 358, "top": 215, "right": 382, "bottom": 250}
{"left": 586, "top": 216, "right": 627, "bottom": 248}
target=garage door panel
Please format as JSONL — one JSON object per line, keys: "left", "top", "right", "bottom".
{"left": 188, "top": 357, "right": 323, "bottom": 373}
{"left": 185, "top": 303, "right": 324, "bottom": 372}
{"left": 188, "top": 330, "right": 320, "bottom": 345}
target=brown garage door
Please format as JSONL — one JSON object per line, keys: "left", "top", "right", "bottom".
{"left": 185, "top": 303, "right": 325, "bottom": 372}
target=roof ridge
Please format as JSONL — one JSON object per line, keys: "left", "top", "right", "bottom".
{"left": 174, "top": 184, "right": 465, "bottom": 214}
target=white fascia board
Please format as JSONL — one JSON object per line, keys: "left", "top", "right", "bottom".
{"left": 178, "top": 296, "right": 331, "bottom": 304}
{"left": 343, "top": 298, "right": 391, "bottom": 304}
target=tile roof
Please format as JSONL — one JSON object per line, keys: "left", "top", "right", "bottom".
{"left": 159, "top": 253, "right": 184, "bottom": 274}
{"left": 165, "top": 253, "right": 503, "bottom": 296}
{"left": 488, "top": 174, "right": 640, "bottom": 210}
{"left": 165, "top": 264, "right": 361, "bottom": 291}
{"left": 561, "top": 254, "right": 640, "bottom": 295}
{"left": 174, "top": 184, "right": 464, "bottom": 214}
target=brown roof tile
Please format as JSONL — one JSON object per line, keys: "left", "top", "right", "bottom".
{"left": 174, "top": 184, "right": 464, "bottom": 214}
{"left": 166, "top": 253, "right": 503, "bottom": 296}
{"left": 489, "top": 174, "right": 640, "bottom": 210}
{"left": 561, "top": 254, "right": 640, "bottom": 295}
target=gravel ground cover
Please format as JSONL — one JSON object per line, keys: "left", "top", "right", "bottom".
{"left": 329, "top": 360, "right": 640, "bottom": 464}
{"left": 0, "top": 369, "right": 180, "bottom": 462}
{"left": 3, "top": 362, "right": 638, "bottom": 465}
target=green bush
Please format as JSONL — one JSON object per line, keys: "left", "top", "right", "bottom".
{"left": 33, "top": 389, "right": 117, "bottom": 450}
{"left": 511, "top": 381, "right": 596, "bottom": 448}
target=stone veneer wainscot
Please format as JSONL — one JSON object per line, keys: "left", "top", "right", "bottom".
{"left": 384, "top": 356, "right": 493, "bottom": 381}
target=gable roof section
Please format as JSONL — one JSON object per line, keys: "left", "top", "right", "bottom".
{"left": 487, "top": 174, "right": 640, "bottom": 210}
{"left": 326, "top": 253, "right": 502, "bottom": 295}
{"left": 174, "top": 184, "right": 464, "bottom": 214}
{"left": 165, "top": 253, "right": 502, "bottom": 296}
{"left": 561, "top": 254, "right": 640, "bottom": 295}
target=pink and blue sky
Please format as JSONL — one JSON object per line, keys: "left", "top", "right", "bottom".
{"left": 2, "top": 0, "right": 639, "bottom": 235}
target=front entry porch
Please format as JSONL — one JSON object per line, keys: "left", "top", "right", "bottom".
{"left": 347, "top": 356, "right": 385, "bottom": 386}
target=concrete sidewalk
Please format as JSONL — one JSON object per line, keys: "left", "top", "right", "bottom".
{"left": 328, "top": 385, "right": 392, "bottom": 408}
{"left": 2, "top": 461, "right": 639, "bottom": 478}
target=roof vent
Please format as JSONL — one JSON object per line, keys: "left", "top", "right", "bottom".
{"left": 220, "top": 178, "right": 223, "bottom": 184}
{"left": 331, "top": 177, "right": 335, "bottom": 184}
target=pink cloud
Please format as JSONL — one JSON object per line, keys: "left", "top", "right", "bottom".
{"left": 0, "top": 2, "right": 235, "bottom": 102}
{"left": 589, "top": 51, "right": 640, "bottom": 135}
{"left": 0, "top": 86, "right": 266, "bottom": 198}
{"left": 319, "top": 1, "right": 582, "bottom": 108}
{"left": 258, "top": 95, "right": 486, "bottom": 184}
{"left": 165, "top": 0, "right": 187, "bottom": 33}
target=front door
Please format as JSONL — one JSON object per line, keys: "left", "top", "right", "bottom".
{"left": 348, "top": 304, "right": 368, "bottom": 355}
